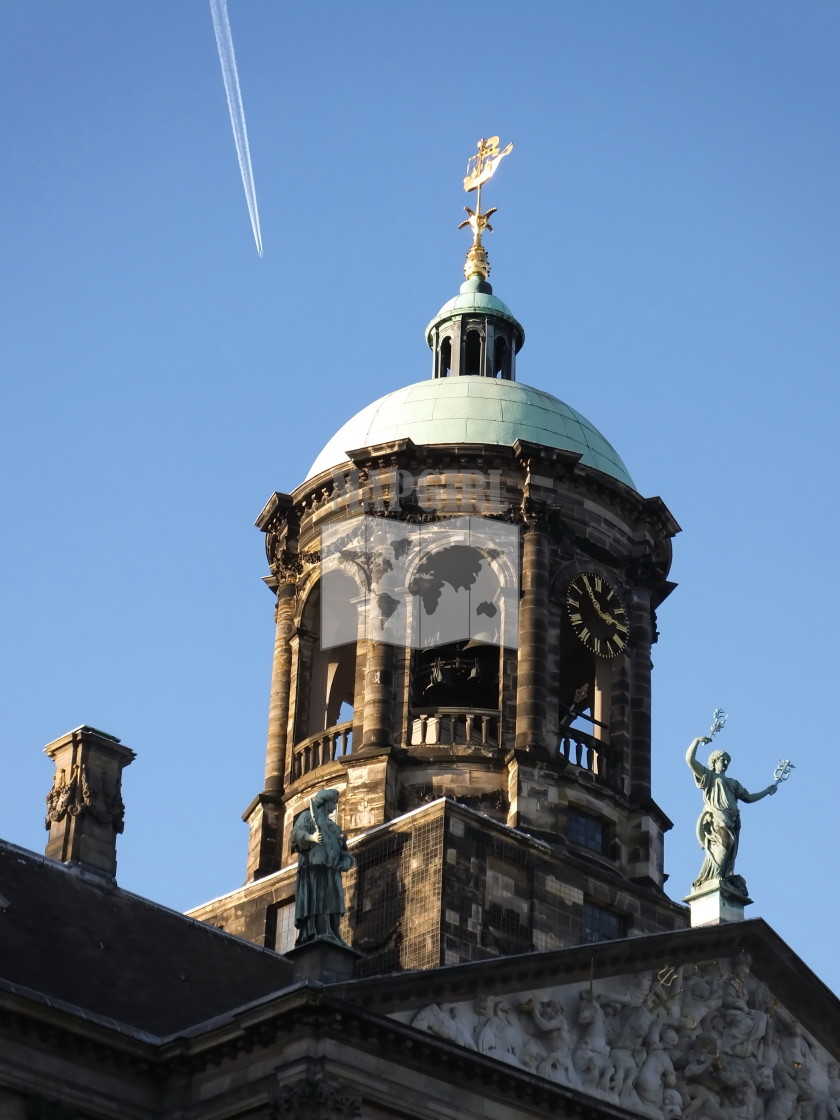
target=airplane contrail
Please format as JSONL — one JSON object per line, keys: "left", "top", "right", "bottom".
{"left": 209, "top": 0, "right": 263, "bottom": 256}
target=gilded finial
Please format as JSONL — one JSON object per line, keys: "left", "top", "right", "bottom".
{"left": 459, "top": 136, "right": 513, "bottom": 281}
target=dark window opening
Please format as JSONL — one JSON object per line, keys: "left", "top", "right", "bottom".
{"left": 464, "top": 329, "right": 481, "bottom": 375}
{"left": 569, "top": 810, "right": 607, "bottom": 854}
{"left": 439, "top": 336, "right": 452, "bottom": 377}
{"left": 558, "top": 606, "right": 596, "bottom": 732}
{"left": 294, "top": 578, "right": 358, "bottom": 744}
{"left": 583, "top": 901, "right": 626, "bottom": 944}
{"left": 493, "top": 336, "right": 510, "bottom": 379}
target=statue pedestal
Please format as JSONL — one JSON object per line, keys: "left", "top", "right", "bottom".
{"left": 286, "top": 937, "right": 361, "bottom": 983}
{"left": 684, "top": 879, "right": 752, "bottom": 926}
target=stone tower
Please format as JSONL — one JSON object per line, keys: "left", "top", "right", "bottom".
{"left": 191, "top": 142, "right": 687, "bottom": 965}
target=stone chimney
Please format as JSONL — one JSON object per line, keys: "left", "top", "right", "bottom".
{"left": 44, "top": 725, "right": 136, "bottom": 879}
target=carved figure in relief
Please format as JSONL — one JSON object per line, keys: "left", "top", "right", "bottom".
{"left": 635, "top": 1026, "right": 678, "bottom": 1111}
{"left": 686, "top": 737, "right": 778, "bottom": 889}
{"left": 411, "top": 1003, "right": 476, "bottom": 1050}
{"left": 520, "top": 998, "right": 579, "bottom": 1085}
{"left": 779, "top": 1021, "right": 811, "bottom": 1070}
{"left": 812, "top": 1062, "right": 840, "bottom": 1120}
{"left": 407, "top": 963, "right": 838, "bottom": 1120}
{"left": 766, "top": 1062, "right": 806, "bottom": 1120}
{"left": 477, "top": 1000, "right": 525, "bottom": 1066}
{"left": 572, "top": 991, "right": 613, "bottom": 1093}
{"left": 605, "top": 972, "right": 678, "bottom": 1104}
{"left": 662, "top": 1085, "right": 683, "bottom": 1119}
{"left": 682, "top": 1033, "right": 728, "bottom": 1120}
{"left": 677, "top": 971, "right": 719, "bottom": 1032}
{"left": 445, "top": 1002, "right": 480, "bottom": 1050}
{"left": 290, "top": 788, "right": 355, "bottom": 946}
{"left": 730, "top": 1064, "right": 776, "bottom": 1120}
{"left": 524, "top": 999, "right": 582, "bottom": 1084}
{"left": 717, "top": 958, "right": 769, "bottom": 1062}
{"left": 595, "top": 998, "right": 640, "bottom": 1105}
{"left": 470, "top": 994, "right": 496, "bottom": 1046}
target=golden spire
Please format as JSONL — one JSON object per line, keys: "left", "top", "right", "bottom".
{"left": 459, "top": 136, "right": 513, "bottom": 281}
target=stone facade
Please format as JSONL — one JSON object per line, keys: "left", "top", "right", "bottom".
{"left": 191, "top": 799, "right": 687, "bottom": 972}
{"left": 205, "top": 421, "right": 683, "bottom": 960}
{"left": 4, "top": 904, "right": 836, "bottom": 1120}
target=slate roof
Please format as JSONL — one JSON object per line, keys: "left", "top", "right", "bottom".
{"left": 0, "top": 839, "right": 293, "bottom": 1036}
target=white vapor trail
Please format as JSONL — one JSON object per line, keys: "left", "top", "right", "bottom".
{"left": 210, "top": 0, "right": 263, "bottom": 256}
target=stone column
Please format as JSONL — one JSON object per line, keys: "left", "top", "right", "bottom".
{"left": 361, "top": 639, "right": 393, "bottom": 751}
{"left": 264, "top": 582, "right": 296, "bottom": 793}
{"left": 245, "top": 583, "right": 297, "bottom": 882}
{"left": 44, "top": 725, "right": 135, "bottom": 879}
{"left": 515, "top": 520, "right": 549, "bottom": 754}
{"left": 628, "top": 587, "right": 653, "bottom": 800}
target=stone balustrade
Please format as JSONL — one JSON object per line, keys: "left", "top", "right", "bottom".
{"left": 558, "top": 728, "right": 613, "bottom": 783}
{"left": 409, "top": 708, "right": 500, "bottom": 748}
{"left": 291, "top": 720, "right": 353, "bottom": 780}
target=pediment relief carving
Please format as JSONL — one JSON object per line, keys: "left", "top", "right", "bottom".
{"left": 397, "top": 954, "right": 839, "bottom": 1119}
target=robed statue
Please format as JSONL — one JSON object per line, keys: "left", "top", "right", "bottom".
{"left": 290, "top": 788, "right": 355, "bottom": 946}
{"left": 685, "top": 737, "right": 777, "bottom": 892}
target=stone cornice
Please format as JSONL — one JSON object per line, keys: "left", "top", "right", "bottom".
{"left": 337, "top": 918, "right": 840, "bottom": 1056}
{"left": 4, "top": 918, "right": 838, "bottom": 1091}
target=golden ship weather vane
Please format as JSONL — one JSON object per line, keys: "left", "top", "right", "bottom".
{"left": 459, "top": 136, "right": 513, "bottom": 281}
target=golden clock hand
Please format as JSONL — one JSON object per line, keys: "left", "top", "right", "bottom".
{"left": 581, "top": 577, "right": 615, "bottom": 625}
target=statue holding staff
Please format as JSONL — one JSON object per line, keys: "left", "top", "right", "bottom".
{"left": 685, "top": 713, "right": 782, "bottom": 891}
{"left": 290, "top": 788, "right": 355, "bottom": 946}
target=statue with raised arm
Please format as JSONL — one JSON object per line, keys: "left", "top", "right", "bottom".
{"left": 290, "top": 788, "right": 355, "bottom": 946}
{"left": 686, "top": 735, "right": 778, "bottom": 891}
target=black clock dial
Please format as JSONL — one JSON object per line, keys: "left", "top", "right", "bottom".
{"left": 566, "top": 572, "right": 629, "bottom": 658}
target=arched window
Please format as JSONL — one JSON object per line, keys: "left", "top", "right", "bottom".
{"left": 464, "top": 328, "right": 482, "bottom": 375}
{"left": 494, "top": 336, "right": 510, "bottom": 380}
{"left": 293, "top": 577, "right": 358, "bottom": 743}
{"left": 439, "top": 336, "right": 452, "bottom": 378}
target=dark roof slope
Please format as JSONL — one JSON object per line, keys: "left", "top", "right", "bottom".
{"left": 0, "top": 840, "right": 293, "bottom": 1035}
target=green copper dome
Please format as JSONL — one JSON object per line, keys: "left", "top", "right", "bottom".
{"left": 306, "top": 378, "right": 635, "bottom": 489}
{"left": 425, "top": 289, "right": 523, "bottom": 340}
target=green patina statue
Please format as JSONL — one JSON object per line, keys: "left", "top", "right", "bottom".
{"left": 686, "top": 736, "right": 778, "bottom": 892}
{"left": 290, "top": 788, "right": 355, "bottom": 946}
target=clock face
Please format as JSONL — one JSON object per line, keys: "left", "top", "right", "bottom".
{"left": 566, "top": 572, "right": 629, "bottom": 658}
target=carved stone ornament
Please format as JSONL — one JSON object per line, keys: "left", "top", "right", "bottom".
{"left": 400, "top": 954, "right": 839, "bottom": 1120}
{"left": 45, "top": 764, "right": 125, "bottom": 833}
{"left": 271, "top": 1080, "right": 361, "bottom": 1120}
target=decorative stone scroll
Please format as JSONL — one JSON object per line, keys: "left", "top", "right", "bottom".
{"left": 271, "top": 1080, "right": 361, "bottom": 1120}
{"left": 402, "top": 954, "right": 839, "bottom": 1119}
{"left": 45, "top": 763, "right": 125, "bottom": 833}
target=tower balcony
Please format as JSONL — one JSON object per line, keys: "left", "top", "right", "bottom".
{"left": 289, "top": 714, "right": 615, "bottom": 785}
{"left": 409, "top": 707, "right": 500, "bottom": 749}
{"left": 557, "top": 727, "right": 617, "bottom": 787}
{"left": 291, "top": 720, "right": 353, "bottom": 781}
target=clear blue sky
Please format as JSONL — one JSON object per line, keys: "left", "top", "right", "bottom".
{"left": 2, "top": 2, "right": 838, "bottom": 993}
